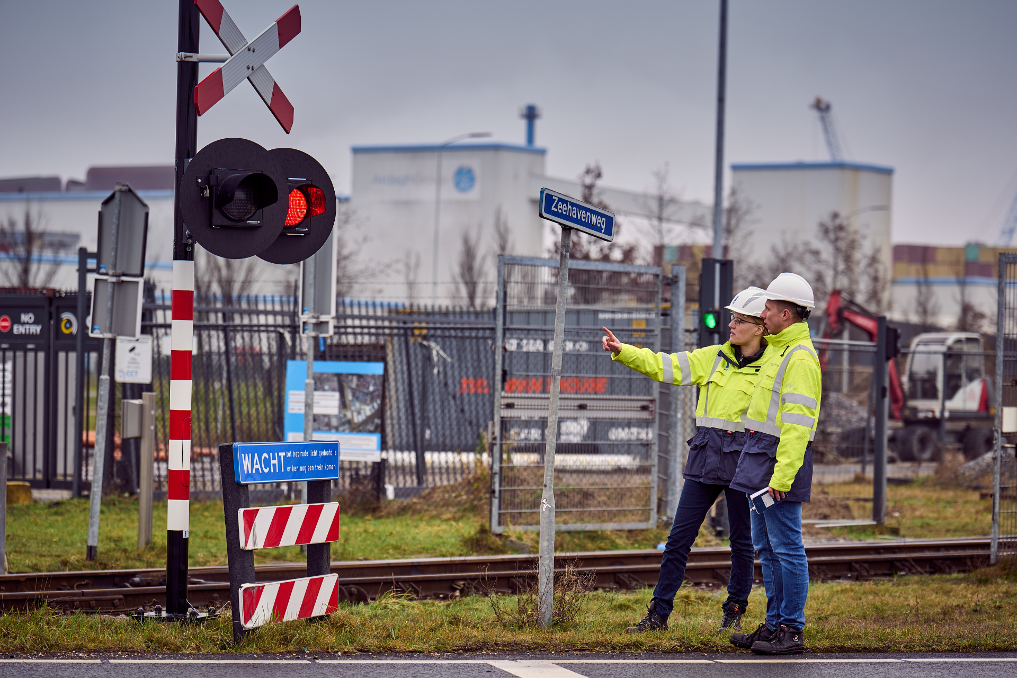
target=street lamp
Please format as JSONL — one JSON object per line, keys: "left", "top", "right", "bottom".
{"left": 432, "top": 132, "right": 492, "bottom": 304}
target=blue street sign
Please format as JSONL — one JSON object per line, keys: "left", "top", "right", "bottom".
{"left": 538, "top": 187, "right": 615, "bottom": 242}
{"left": 233, "top": 441, "right": 340, "bottom": 485}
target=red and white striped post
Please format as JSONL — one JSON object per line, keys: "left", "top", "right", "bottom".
{"left": 168, "top": 0, "right": 200, "bottom": 615}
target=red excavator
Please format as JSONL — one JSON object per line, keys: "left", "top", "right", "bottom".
{"left": 819, "top": 290, "right": 993, "bottom": 461}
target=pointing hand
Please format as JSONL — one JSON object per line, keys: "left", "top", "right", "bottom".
{"left": 602, "top": 327, "right": 622, "bottom": 355}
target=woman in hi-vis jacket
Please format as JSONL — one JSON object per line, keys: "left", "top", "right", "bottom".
{"left": 602, "top": 287, "right": 769, "bottom": 633}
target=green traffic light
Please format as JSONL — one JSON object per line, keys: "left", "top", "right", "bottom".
{"left": 703, "top": 312, "right": 718, "bottom": 330}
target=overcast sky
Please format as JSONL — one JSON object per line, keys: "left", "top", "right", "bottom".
{"left": 2, "top": 0, "right": 1016, "bottom": 246}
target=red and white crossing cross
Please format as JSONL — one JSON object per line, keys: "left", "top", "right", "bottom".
{"left": 194, "top": 1, "right": 301, "bottom": 133}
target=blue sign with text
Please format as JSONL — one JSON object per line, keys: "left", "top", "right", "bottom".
{"left": 232, "top": 441, "right": 340, "bottom": 485}
{"left": 539, "top": 187, "right": 615, "bottom": 242}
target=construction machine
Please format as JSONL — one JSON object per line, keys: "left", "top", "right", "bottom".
{"left": 820, "top": 290, "right": 993, "bottom": 462}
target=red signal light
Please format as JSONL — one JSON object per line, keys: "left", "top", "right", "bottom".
{"left": 285, "top": 188, "right": 307, "bottom": 226}
{"left": 306, "top": 186, "right": 327, "bottom": 217}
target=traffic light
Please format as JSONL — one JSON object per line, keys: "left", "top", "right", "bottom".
{"left": 698, "top": 258, "right": 733, "bottom": 347}
{"left": 180, "top": 139, "right": 336, "bottom": 263}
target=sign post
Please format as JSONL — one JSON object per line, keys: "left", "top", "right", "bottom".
{"left": 535, "top": 188, "right": 614, "bottom": 626}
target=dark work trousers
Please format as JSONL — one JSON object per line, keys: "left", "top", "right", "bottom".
{"left": 650, "top": 478, "right": 754, "bottom": 620}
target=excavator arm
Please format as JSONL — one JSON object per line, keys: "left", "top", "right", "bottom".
{"left": 820, "top": 290, "right": 904, "bottom": 419}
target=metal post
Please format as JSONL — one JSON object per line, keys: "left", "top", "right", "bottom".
{"left": 872, "top": 316, "right": 888, "bottom": 524}
{"left": 138, "top": 392, "right": 155, "bottom": 549}
{"left": 167, "top": 0, "right": 200, "bottom": 615}
{"left": 992, "top": 253, "right": 1007, "bottom": 564}
{"left": 86, "top": 185, "right": 125, "bottom": 561}
{"left": 538, "top": 227, "right": 571, "bottom": 627}
{"left": 490, "top": 256, "right": 506, "bottom": 532}
{"left": 861, "top": 374, "right": 874, "bottom": 477}
{"left": 667, "top": 268, "right": 686, "bottom": 519}
{"left": 711, "top": 0, "right": 727, "bottom": 261}
{"left": 0, "top": 442, "right": 7, "bottom": 574}
{"left": 939, "top": 350, "right": 948, "bottom": 463}
{"left": 303, "top": 331, "right": 315, "bottom": 507}
{"left": 74, "top": 247, "right": 88, "bottom": 498}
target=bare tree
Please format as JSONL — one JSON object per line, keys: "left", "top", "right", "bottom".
{"left": 860, "top": 243, "right": 890, "bottom": 315}
{"left": 452, "top": 224, "right": 489, "bottom": 309}
{"left": 194, "top": 246, "right": 259, "bottom": 305}
{"left": 815, "top": 211, "right": 861, "bottom": 299}
{"left": 334, "top": 204, "right": 372, "bottom": 300}
{"left": 492, "top": 205, "right": 512, "bottom": 258}
{"left": 913, "top": 258, "right": 939, "bottom": 331}
{"left": 402, "top": 250, "right": 421, "bottom": 304}
{"left": 955, "top": 273, "right": 988, "bottom": 333}
{"left": 0, "top": 205, "right": 65, "bottom": 289}
{"left": 549, "top": 162, "right": 638, "bottom": 264}
{"left": 638, "top": 163, "right": 681, "bottom": 262}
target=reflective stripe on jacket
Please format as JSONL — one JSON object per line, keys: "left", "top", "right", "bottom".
{"left": 611, "top": 341, "right": 767, "bottom": 485}
{"left": 730, "top": 322, "right": 822, "bottom": 498}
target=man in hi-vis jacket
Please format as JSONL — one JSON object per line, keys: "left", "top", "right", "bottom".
{"left": 728, "top": 272, "right": 821, "bottom": 656}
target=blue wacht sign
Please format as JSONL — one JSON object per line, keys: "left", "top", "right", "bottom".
{"left": 232, "top": 441, "right": 340, "bottom": 485}
{"left": 539, "top": 187, "right": 615, "bottom": 242}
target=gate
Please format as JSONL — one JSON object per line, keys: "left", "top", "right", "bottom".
{"left": 994, "top": 253, "right": 1017, "bottom": 562}
{"left": 0, "top": 292, "right": 94, "bottom": 488}
{"left": 490, "top": 256, "right": 669, "bottom": 533}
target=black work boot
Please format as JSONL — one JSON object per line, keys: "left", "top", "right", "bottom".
{"left": 751, "top": 624, "right": 805, "bottom": 655}
{"left": 719, "top": 600, "right": 745, "bottom": 632}
{"left": 625, "top": 600, "right": 668, "bottom": 633}
{"left": 729, "top": 622, "right": 773, "bottom": 649}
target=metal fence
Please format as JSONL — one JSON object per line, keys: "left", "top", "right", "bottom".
{"left": 994, "top": 253, "right": 1017, "bottom": 562}
{"left": 490, "top": 256, "right": 677, "bottom": 532}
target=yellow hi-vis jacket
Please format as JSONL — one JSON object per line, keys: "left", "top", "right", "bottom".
{"left": 611, "top": 341, "right": 767, "bottom": 432}
{"left": 730, "top": 321, "right": 822, "bottom": 496}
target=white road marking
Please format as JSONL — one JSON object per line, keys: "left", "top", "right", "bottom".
{"left": 0, "top": 660, "right": 101, "bottom": 663}
{"left": 488, "top": 661, "right": 591, "bottom": 678}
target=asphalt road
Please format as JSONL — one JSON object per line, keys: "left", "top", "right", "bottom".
{"left": 1, "top": 654, "right": 1015, "bottom": 678}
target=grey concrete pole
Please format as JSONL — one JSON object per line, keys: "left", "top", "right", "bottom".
{"left": 538, "top": 227, "right": 571, "bottom": 627}
{"left": 668, "top": 268, "right": 686, "bottom": 520}
{"left": 872, "top": 316, "right": 888, "bottom": 525}
{"left": 992, "top": 253, "right": 1006, "bottom": 564}
{"left": 302, "top": 254, "right": 316, "bottom": 506}
{"left": 138, "top": 392, "right": 155, "bottom": 549}
{"left": 87, "top": 184, "right": 125, "bottom": 561}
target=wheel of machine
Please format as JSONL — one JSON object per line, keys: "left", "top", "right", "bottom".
{"left": 904, "top": 426, "right": 938, "bottom": 462}
{"left": 962, "top": 427, "right": 994, "bottom": 461}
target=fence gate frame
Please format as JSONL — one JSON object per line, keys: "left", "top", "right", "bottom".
{"left": 490, "top": 255, "right": 667, "bottom": 534}
{"left": 993, "top": 252, "right": 1017, "bottom": 563}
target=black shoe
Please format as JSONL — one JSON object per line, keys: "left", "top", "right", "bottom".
{"left": 729, "top": 622, "right": 773, "bottom": 649}
{"left": 751, "top": 624, "right": 805, "bottom": 655}
{"left": 625, "top": 601, "right": 668, "bottom": 633}
{"left": 719, "top": 601, "right": 744, "bottom": 632}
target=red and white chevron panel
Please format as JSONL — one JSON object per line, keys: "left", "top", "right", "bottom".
{"left": 167, "top": 260, "right": 194, "bottom": 532}
{"left": 194, "top": 2, "right": 300, "bottom": 132}
{"left": 239, "top": 502, "right": 340, "bottom": 550}
{"left": 239, "top": 574, "right": 339, "bottom": 629}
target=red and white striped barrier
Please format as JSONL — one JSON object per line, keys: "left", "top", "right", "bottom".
{"left": 239, "top": 502, "right": 340, "bottom": 550}
{"left": 168, "top": 260, "right": 194, "bottom": 533}
{"left": 194, "top": 2, "right": 300, "bottom": 132}
{"left": 240, "top": 574, "right": 340, "bottom": 629}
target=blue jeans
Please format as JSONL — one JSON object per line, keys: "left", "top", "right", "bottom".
{"left": 651, "top": 479, "right": 754, "bottom": 620}
{"left": 750, "top": 497, "right": 808, "bottom": 630}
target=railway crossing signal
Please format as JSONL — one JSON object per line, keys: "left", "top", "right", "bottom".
{"left": 193, "top": 1, "right": 301, "bottom": 132}
{"left": 180, "top": 138, "right": 336, "bottom": 262}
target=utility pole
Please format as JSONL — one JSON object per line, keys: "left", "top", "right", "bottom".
{"left": 710, "top": 0, "right": 728, "bottom": 315}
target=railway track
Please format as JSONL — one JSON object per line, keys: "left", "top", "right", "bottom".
{"left": 0, "top": 538, "right": 990, "bottom": 614}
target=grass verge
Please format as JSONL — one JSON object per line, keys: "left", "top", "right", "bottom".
{"left": 1, "top": 565, "right": 1015, "bottom": 653}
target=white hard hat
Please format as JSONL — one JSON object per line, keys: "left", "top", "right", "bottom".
{"left": 763, "top": 272, "right": 815, "bottom": 309}
{"left": 725, "top": 287, "right": 767, "bottom": 318}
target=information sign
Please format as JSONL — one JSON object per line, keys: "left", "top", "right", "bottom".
{"left": 284, "top": 360, "right": 383, "bottom": 462}
{"left": 115, "top": 336, "right": 153, "bottom": 384}
{"left": 232, "top": 441, "right": 340, "bottom": 485}
{"left": 539, "top": 187, "right": 615, "bottom": 242}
